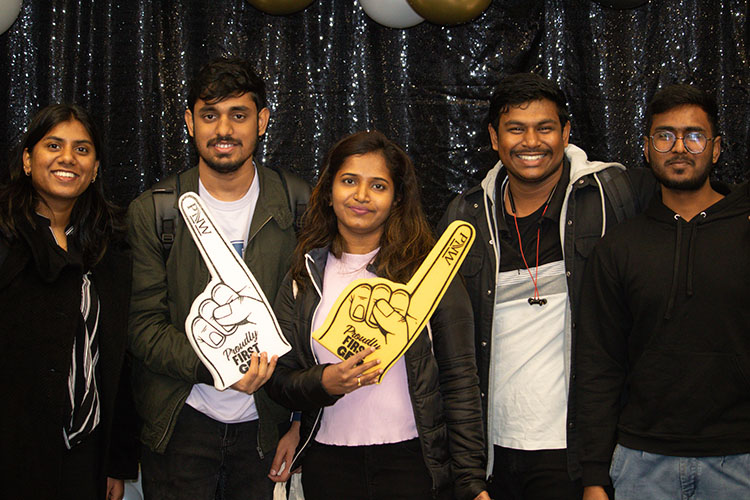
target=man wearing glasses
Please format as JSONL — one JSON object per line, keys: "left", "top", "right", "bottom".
{"left": 577, "top": 84, "right": 750, "bottom": 500}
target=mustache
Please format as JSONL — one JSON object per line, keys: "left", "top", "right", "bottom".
{"left": 207, "top": 136, "right": 241, "bottom": 147}
{"left": 511, "top": 148, "right": 552, "bottom": 155}
{"left": 665, "top": 155, "right": 694, "bottom": 167}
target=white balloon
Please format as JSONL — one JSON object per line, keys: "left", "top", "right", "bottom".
{"left": 0, "top": 0, "right": 22, "bottom": 35}
{"left": 359, "top": 0, "right": 424, "bottom": 29}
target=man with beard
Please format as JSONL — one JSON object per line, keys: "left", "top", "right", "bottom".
{"left": 577, "top": 84, "right": 750, "bottom": 500}
{"left": 438, "top": 73, "right": 656, "bottom": 500}
{"left": 127, "top": 58, "right": 306, "bottom": 499}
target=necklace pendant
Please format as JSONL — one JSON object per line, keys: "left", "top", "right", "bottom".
{"left": 528, "top": 297, "right": 547, "bottom": 306}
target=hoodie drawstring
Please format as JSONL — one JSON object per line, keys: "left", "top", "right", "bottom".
{"left": 665, "top": 215, "right": 682, "bottom": 320}
{"left": 665, "top": 212, "right": 707, "bottom": 319}
{"left": 685, "top": 212, "right": 707, "bottom": 297}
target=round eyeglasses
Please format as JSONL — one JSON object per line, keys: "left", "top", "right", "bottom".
{"left": 649, "top": 130, "right": 715, "bottom": 154}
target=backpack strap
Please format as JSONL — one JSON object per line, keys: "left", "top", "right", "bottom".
{"left": 151, "top": 173, "right": 181, "bottom": 258}
{"left": 597, "top": 166, "right": 639, "bottom": 223}
{"left": 153, "top": 168, "right": 309, "bottom": 261}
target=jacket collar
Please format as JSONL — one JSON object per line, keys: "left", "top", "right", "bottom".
{"left": 5, "top": 214, "right": 83, "bottom": 286}
{"left": 303, "top": 246, "right": 382, "bottom": 294}
{"left": 479, "top": 143, "right": 626, "bottom": 203}
{"left": 478, "top": 143, "right": 628, "bottom": 254}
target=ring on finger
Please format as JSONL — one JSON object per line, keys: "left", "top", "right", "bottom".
{"left": 357, "top": 377, "right": 361, "bottom": 387}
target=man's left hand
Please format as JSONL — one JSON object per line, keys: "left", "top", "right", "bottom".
{"left": 106, "top": 477, "right": 124, "bottom": 500}
{"left": 268, "top": 421, "right": 301, "bottom": 482}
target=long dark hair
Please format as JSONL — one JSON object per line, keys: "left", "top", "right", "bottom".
{"left": 291, "top": 130, "right": 435, "bottom": 288}
{"left": 0, "top": 104, "right": 122, "bottom": 267}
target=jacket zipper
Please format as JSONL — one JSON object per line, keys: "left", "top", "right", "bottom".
{"left": 155, "top": 393, "right": 186, "bottom": 451}
{"left": 256, "top": 419, "right": 264, "bottom": 459}
{"left": 237, "top": 214, "right": 273, "bottom": 459}
{"left": 289, "top": 253, "right": 326, "bottom": 467}
{"left": 248, "top": 216, "right": 272, "bottom": 244}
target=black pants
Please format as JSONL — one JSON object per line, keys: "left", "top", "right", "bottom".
{"left": 141, "top": 405, "right": 275, "bottom": 500}
{"left": 489, "top": 446, "right": 582, "bottom": 500}
{"left": 60, "top": 428, "right": 102, "bottom": 500}
{"left": 301, "top": 438, "right": 450, "bottom": 500}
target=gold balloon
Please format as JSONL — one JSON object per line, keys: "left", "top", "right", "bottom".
{"left": 407, "top": 0, "right": 491, "bottom": 25}
{"left": 246, "top": 0, "right": 315, "bottom": 16}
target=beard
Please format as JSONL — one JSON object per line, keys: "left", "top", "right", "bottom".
{"left": 652, "top": 154, "right": 712, "bottom": 191}
{"left": 194, "top": 135, "right": 257, "bottom": 174}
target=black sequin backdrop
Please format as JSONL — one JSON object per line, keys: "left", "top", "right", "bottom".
{"left": 0, "top": 0, "right": 747, "bottom": 223}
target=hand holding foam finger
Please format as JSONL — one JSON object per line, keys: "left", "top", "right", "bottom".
{"left": 179, "top": 193, "right": 290, "bottom": 390}
{"left": 321, "top": 347, "right": 382, "bottom": 396}
{"left": 313, "top": 221, "right": 475, "bottom": 383}
{"left": 230, "top": 352, "right": 278, "bottom": 395}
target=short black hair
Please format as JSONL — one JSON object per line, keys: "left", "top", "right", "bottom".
{"left": 487, "top": 73, "right": 570, "bottom": 130}
{"left": 187, "top": 57, "right": 267, "bottom": 112}
{"left": 645, "top": 84, "right": 719, "bottom": 136}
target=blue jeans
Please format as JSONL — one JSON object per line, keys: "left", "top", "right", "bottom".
{"left": 141, "top": 405, "right": 275, "bottom": 500}
{"left": 610, "top": 444, "right": 750, "bottom": 500}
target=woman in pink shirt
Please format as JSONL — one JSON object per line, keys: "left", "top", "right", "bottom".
{"left": 266, "top": 130, "right": 489, "bottom": 500}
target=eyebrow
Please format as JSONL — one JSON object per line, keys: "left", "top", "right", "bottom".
{"left": 199, "top": 105, "right": 251, "bottom": 113}
{"left": 340, "top": 172, "right": 391, "bottom": 183}
{"left": 503, "top": 119, "right": 558, "bottom": 127}
{"left": 653, "top": 125, "right": 707, "bottom": 133}
{"left": 44, "top": 136, "right": 94, "bottom": 145}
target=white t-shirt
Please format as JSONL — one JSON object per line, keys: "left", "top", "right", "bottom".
{"left": 491, "top": 260, "right": 568, "bottom": 450}
{"left": 185, "top": 175, "right": 260, "bottom": 423}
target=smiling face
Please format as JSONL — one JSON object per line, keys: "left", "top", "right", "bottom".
{"left": 644, "top": 104, "right": 721, "bottom": 192}
{"left": 489, "top": 98, "right": 570, "bottom": 187}
{"left": 331, "top": 151, "right": 396, "bottom": 254}
{"left": 23, "top": 119, "right": 99, "bottom": 215}
{"left": 185, "top": 92, "right": 269, "bottom": 175}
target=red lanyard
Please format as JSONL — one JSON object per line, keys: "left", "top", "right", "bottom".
{"left": 506, "top": 184, "right": 556, "bottom": 306}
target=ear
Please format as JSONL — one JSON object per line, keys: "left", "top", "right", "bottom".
{"left": 22, "top": 148, "right": 31, "bottom": 175}
{"left": 562, "top": 121, "right": 571, "bottom": 148}
{"left": 488, "top": 123, "right": 499, "bottom": 152}
{"left": 257, "top": 107, "right": 270, "bottom": 137}
{"left": 184, "top": 109, "right": 195, "bottom": 138}
{"left": 93, "top": 160, "right": 100, "bottom": 180}
{"left": 643, "top": 136, "right": 650, "bottom": 164}
{"left": 711, "top": 135, "right": 721, "bottom": 164}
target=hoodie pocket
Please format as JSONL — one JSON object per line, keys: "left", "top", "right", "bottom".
{"left": 621, "top": 350, "right": 750, "bottom": 438}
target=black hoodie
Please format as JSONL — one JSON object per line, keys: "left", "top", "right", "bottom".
{"left": 576, "top": 181, "right": 750, "bottom": 487}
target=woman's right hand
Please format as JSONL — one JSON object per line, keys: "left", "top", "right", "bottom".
{"left": 321, "top": 347, "right": 382, "bottom": 396}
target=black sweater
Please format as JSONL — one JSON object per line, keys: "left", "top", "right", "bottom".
{"left": 576, "top": 181, "right": 750, "bottom": 487}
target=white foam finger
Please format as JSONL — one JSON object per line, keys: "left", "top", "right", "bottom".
{"left": 179, "top": 192, "right": 251, "bottom": 291}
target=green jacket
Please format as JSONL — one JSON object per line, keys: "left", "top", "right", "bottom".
{"left": 127, "top": 165, "right": 295, "bottom": 454}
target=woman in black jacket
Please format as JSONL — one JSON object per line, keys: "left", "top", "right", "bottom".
{"left": 0, "top": 104, "right": 137, "bottom": 500}
{"left": 266, "top": 131, "right": 488, "bottom": 500}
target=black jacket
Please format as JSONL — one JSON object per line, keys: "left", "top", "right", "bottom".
{"left": 438, "top": 144, "right": 656, "bottom": 479}
{"left": 0, "top": 217, "right": 138, "bottom": 499}
{"left": 576, "top": 181, "right": 750, "bottom": 487}
{"left": 265, "top": 247, "right": 487, "bottom": 500}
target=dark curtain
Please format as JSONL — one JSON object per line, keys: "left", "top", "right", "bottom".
{"left": 0, "top": 0, "right": 747, "bottom": 223}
